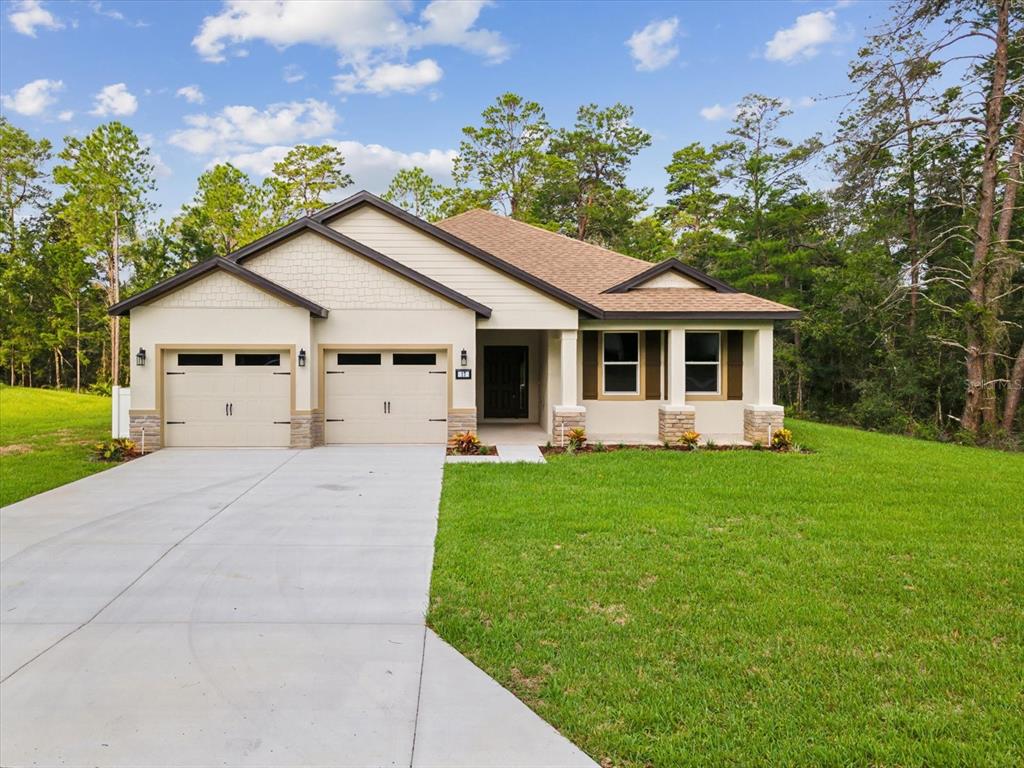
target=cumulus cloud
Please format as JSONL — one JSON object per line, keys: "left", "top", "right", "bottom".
{"left": 8, "top": 0, "right": 62, "bottom": 37}
{"left": 168, "top": 98, "right": 338, "bottom": 155}
{"left": 334, "top": 59, "right": 443, "bottom": 95}
{"left": 176, "top": 84, "right": 205, "bottom": 104}
{"left": 1, "top": 78, "right": 64, "bottom": 116}
{"left": 192, "top": 0, "right": 507, "bottom": 93}
{"left": 764, "top": 10, "right": 836, "bottom": 63}
{"left": 222, "top": 140, "right": 456, "bottom": 192}
{"left": 626, "top": 18, "right": 679, "bottom": 72}
{"left": 699, "top": 103, "right": 735, "bottom": 121}
{"left": 90, "top": 83, "right": 138, "bottom": 116}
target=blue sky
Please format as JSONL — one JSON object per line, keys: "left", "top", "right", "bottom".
{"left": 1, "top": 0, "right": 888, "bottom": 219}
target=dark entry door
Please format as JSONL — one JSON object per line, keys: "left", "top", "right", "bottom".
{"left": 484, "top": 346, "right": 528, "bottom": 418}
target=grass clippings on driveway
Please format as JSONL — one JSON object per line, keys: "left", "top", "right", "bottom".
{"left": 429, "top": 420, "right": 1024, "bottom": 767}
{"left": 0, "top": 385, "right": 112, "bottom": 507}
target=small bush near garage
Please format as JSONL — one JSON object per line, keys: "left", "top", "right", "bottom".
{"left": 93, "top": 437, "right": 139, "bottom": 462}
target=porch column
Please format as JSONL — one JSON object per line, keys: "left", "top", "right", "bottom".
{"left": 744, "top": 326, "right": 784, "bottom": 443}
{"left": 659, "top": 328, "right": 695, "bottom": 444}
{"left": 552, "top": 329, "right": 585, "bottom": 445}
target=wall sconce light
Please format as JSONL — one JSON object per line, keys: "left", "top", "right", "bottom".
{"left": 460, "top": 348, "right": 468, "bottom": 366}
{"left": 298, "top": 348, "right": 307, "bottom": 367}
{"left": 136, "top": 347, "right": 146, "bottom": 366}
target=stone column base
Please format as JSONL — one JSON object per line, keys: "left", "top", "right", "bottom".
{"left": 448, "top": 408, "right": 477, "bottom": 444}
{"left": 552, "top": 405, "right": 586, "bottom": 446}
{"left": 290, "top": 410, "right": 324, "bottom": 448}
{"left": 129, "top": 411, "right": 161, "bottom": 453}
{"left": 658, "top": 405, "right": 696, "bottom": 444}
{"left": 744, "top": 404, "right": 785, "bottom": 445}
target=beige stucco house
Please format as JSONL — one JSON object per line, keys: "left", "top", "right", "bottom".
{"left": 110, "top": 191, "right": 799, "bottom": 450}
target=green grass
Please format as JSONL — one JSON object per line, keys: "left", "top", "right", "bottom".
{"left": 429, "top": 420, "right": 1024, "bottom": 767}
{"left": 0, "top": 385, "right": 113, "bottom": 507}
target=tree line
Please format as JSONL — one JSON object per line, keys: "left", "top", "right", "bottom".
{"left": 1, "top": 0, "right": 1021, "bottom": 444}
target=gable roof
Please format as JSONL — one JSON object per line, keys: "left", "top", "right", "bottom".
{"left": 603, "top": 257, "right": 738, "bottom": 294}
{"left": 108, "top": 257, "right": 329, "bottom": 317}
{"left": 436, "top": 209, "right": 801, "bottom": 319}
{"left": 312, "top": 191, "right": 605, "bottom": 317}
{"left": 228, "top": 217, "right": 492, "bottom": 317}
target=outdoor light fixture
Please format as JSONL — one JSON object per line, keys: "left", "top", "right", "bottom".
{"left": 136, "top": 347, "right": 146, "bottom": 366}
{"left": 460, "top": 348, "right": 468, "bottom": 366}
{"left": 298, "top": 348, "right": 307, "bottom": 367}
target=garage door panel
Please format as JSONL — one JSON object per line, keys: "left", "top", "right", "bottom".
{"left": 163, "top": 350, "right": 291, "bottom": 447}
{"left": 324, "top": 350, "right": 447, "bottom": 444}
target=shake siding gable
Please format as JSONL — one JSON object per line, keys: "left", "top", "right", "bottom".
{"left": 149, "top": 269, "right": 293, "bottom": 310}
{"left": 328, "top": 205, "right": 578, "bottom": 329}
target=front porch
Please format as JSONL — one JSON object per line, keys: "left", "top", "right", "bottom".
{"left": 473, "top": 325, "right": 783, "bottom": 447}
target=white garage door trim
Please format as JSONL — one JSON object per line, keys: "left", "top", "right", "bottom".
{"left": 160, "top": 345, "right": 295, "bottom": 448}
{"left": 321, "top": 345, "right": 451, "bottom": 444}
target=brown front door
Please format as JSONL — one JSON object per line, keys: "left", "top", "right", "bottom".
{"left": 484, "top": 346, "right": 528, "bottom": 419}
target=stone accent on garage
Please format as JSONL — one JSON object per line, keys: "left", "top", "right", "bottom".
{"left": 743, "top": 404, "right": 785, "bottom": 445}
{"left": 552, "top": 405, "right": 586, "bottom": 447}
{"left": 290, "top": 410, "right": 324, "bottom": 448}
{"left": 447, "top": 408, "right": 477, "bottom": 444}
{"left": 129, "top": 411, "right": 162, "bottom": 453}
{"left": 658, "top": 405, "right": 696, "bottom": 444}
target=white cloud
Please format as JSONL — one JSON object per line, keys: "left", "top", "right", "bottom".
{"left": 698, "top": 103, "right": 734, "bottom": 121}
{"left": 797, "top": 95, "right": 816, "bottom": 108}
{"left": 764, "top": 10, "right": 836, "bottom": 63}
{"left": 222, "top": 140, "right": 456, "bottom": 193}
{"left": 1, "top": 78, "right": 64, "bottom": 116}
{"left": 626, "top": 18, "right": 679, "bottom": 72}
{"left": 90, "top": 83, "right": 138, "bottom": 116}
{"left": 176, "top": 85, "right": 205, "bottom": 104}
{"left": 57, "top": 109, "right": 74, "bottom": 121}
{"left": 8, "top": 0, "right": 62, "bottom": 37}
{"left": 88, "top": 1, "right": 148, "bottom": 28}
{"left": 192, "top": 0, "right": 508, "bottom": 93}
{"left": 168, "top": 98, "right": 338, "bottom": 155}
{"left": 334, "top": 59, "right": 443, "bottom": 95}
{"left": 283, "top": 64, "right": 305, "bottom": 84}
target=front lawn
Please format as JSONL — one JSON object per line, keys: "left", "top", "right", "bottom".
{"left": 0, "top": 385, "right": 113, "bottom": 507}
{"left": 429, "top": 420, "right": 1024, "bottom": 767}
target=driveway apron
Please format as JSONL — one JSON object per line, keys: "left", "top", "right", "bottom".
{"left": 0, "top": 447, "right": 594, "bottom": 768}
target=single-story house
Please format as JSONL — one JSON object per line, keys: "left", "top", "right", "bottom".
{"left": 110, "top": 191, "right": 800, "bottom": 450}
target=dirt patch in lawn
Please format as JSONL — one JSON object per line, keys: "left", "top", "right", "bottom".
{"left": 0, "top": 444, "right": 33, "bottom": 456}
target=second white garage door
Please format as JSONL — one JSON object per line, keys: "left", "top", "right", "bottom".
{"left": 163, "top": 350, "right": 291, "bottom": 447}
{"left": 324, "top": 350, "right": 447, "bottom": 443}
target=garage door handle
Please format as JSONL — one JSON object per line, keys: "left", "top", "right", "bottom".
{"left": 166, "top": 371, "right": 185, "bottom": 375}
{"left": 273, "top": 372, "right": 290, "bottom": 376}
{"left": 429, "top": 370, "right": 446, "bottom": 374}
{"left": 326, "top": 418, "right": 344, "bottom": 422}
{"left": 428, "top": 418, "right": 447, "bottom": 422}
{"left": 273, "top": 420, "right": 291, "bottom": 424}
{"left": 326, "top": 371, "right": 343, "bottom": 375}
{"left": 167, "top": 421, "right": 185, "bottom": 425}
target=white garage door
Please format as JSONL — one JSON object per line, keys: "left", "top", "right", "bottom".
{"left": 324, "top": 350, "right": 447, "bottom": 444}
{"left": 163, "top": 350, "right": 291, "bottom": 447}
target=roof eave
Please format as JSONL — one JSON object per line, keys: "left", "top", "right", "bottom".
{"left": 603, "top": 258, "right": 738, "bottom": 294}
{"left": 596, "top": 310, "right": 803, "bottom": 320}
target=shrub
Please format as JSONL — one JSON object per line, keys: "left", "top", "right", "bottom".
{"left": 451, "top": 431, "right": 481, "bottom": 455}
{"left": 88, "top": 380, "right": 113, "bottom": 397}
{"left": 478, "top": 444, "right": 492, "bottom": 456}
{"left": 593, "top": 441, "right": 607, "bottom": 453}
{"left": 678, "top": 430, "right": 701, "bottom": 449}
{"left": 93, "top": 438, "right": 138, "bottom": 462}
{"left": 567, "top": 427, "right": 587, "bottom": 451}
{"left": 771, "top": 427, "right": 794, "bottom": 451}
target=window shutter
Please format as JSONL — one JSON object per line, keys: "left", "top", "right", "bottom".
{"left": 582, "top": 331, "right": 599, "bottom": 400}
{"left": 644, "top": 331, "right": 662, "bottom": 400}
{"left": 727, "top": 330, "right": 743, "bottom": 400}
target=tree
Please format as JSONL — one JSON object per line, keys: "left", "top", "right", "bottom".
{"left": 0, "top": 117, "right": 52, "bottom": 242}
{"left": 659, "top": 142, "right": 729, "bottom": 267}
{"left": 382, "top": 167, "right": 442, "bottom": 220}
{"left": 533, "top": 103, "right": 652, "bottom": 242}
{"left": 265, "top": 144, "right": 352, "bottom": 221}
{"left": 174, "top": 163, "right": 267, "bottom": 259}
{"left": 53, "top": 122, "right": 155, "bottom": 387}
{"left": 453, "top": 93, "right": 550, "bottom": 217}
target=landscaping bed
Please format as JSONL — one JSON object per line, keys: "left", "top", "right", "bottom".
{"left": 430, "top": 419, "right": 1024, "bottom": 767}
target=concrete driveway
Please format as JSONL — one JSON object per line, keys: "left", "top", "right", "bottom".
{"left": 1, "top": 447, "right": 594, "bottom": 768}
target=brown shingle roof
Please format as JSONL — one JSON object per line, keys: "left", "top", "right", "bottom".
{"left": 436, "top": 209, "right": 800, "bottom": 319}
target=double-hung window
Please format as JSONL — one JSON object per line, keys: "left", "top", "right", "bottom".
{"left": 685, "top": 332, "right": 721, "bottom": 394}
{"left": 602, "top": 332, "right": 640, "bottom": 394}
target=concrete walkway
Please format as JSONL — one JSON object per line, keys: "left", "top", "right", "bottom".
{"left": 0, "top": 447, "right": 594, "bottom": 768}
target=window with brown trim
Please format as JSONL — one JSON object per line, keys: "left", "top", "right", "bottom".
{"left": 685, "top": 332, "right": 720, "bottom": 394}
{"left": 602, "top": 332, "right": 639, "bottom": 394}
